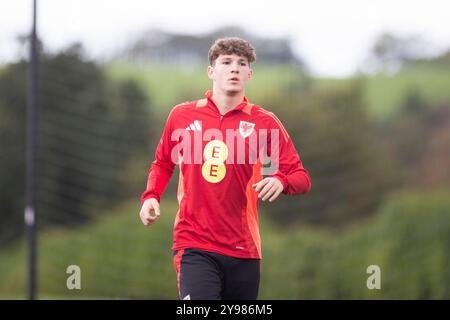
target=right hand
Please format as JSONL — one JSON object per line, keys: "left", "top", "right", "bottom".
{"left": 139, "top": 198, "right": 160, "bottom": 226}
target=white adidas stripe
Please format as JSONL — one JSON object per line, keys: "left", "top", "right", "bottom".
{"left": 186, "top": 120, "right": 202, "bottom": 131}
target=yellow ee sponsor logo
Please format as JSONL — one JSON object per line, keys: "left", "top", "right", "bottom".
{"left": 202, "top": 140, "right": 228, "bottom": 183}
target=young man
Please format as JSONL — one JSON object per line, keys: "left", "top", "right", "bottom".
{"left": 139, "top": 37, "right": 311, "bottom": 300}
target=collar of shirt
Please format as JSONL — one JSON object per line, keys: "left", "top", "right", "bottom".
{"left": 204, "top": 90, "right": 252, "bottom": 115}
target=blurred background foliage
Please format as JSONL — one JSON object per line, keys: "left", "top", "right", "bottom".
{"left": 0, "top": 26, "right": 449, "bottom": 298}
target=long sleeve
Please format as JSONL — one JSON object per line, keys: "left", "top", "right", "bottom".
{"left": 267, "top": 113, "right": 312, "bottom": 195}
{"left": 140, "top": 110, "right": 177, "bottom": 204}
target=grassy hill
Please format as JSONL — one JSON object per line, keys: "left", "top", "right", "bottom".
{"left": 1, "top": 190, "right": 449, "bottom": 299}
{"left": 106, "top": 61, "right": 450, "bottom": 123}
{"left": 363, "top": 63, "right": 450, "bottom": 120}
{"left": 308, "top": 63, "right": 450, "bottom": 122}
{"left": 105, "top": 62, "right": 309, "bottom": 117}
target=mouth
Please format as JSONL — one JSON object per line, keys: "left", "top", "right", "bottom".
{"left": 228, "top": 77, "right": 240, "bottom": 83}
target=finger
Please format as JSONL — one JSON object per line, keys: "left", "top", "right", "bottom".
{"left": 140, "top": 213, "right": 147, "bottom": 226}
{"left": 268, "top": 188, "right": 283, "bottom": 202}
{"left": 258, "top": 182, "right": 272, "bottom": 199}
{"left": 262, "top": 186, "right": 276, "bottom": 201}
{"left": 140, "top": 211, "right": 152, "bottom": 226}
{"left": 258, "top": 180, "right": 275, "bottom": 199}
{"left": 148, "top": 208, "right": 157, "bottom": 219}
{"left": 148, "top": 208, "right": 159, "bottom": 220}
{"left": 254, "top": 179, "right": 270, "bottom": 191}
{"left": 141, "top": 208, "right": 158, "bottom": 226}
{"left": 254, "top": 179, "right": 270, "bottom": 192}
{"left": 153, "top": 202, "right": 161, "bottom": 216}
{"left": 145, "top": 214, "right": 158, "bottom": 226}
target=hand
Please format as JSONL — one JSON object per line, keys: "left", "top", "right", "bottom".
{"left": 252, "top": 177, "right": 284, "bottom": 202}
{"left": 139, "top": 198, "right": 160, "bottom": 226}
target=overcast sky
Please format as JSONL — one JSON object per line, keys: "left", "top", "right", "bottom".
{"left": 1, "top": 0, "right": 450, "bottom": 77}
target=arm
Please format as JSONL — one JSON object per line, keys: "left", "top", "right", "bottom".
{"left": 269, "top": 118, "right": 311, "bottom": 196}
{"left": 139, "top": 110, "right": 177, "bottom": 225}
{"left": 254, "top": 112, "right": 311, "bottom": 201}
{"left": 140, "top": 109, "right": 177, "bottom": 204}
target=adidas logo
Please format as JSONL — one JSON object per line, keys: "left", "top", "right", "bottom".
{"left": 186, "top": 120, "right": 202, "bottom": 131}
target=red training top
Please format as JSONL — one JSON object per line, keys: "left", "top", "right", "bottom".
{"left": 141, "top": 90, "right": 311, "bottom": 259}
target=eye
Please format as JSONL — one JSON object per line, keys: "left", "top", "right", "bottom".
{"left": 223, "top": 61, "right": 230, "bottom": 64}
{"left": 240, "top": 62, "right": 247, "bottom": 66}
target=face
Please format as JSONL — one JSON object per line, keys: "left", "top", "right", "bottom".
{"left": 207, "top": 54, "right": 253, "bottom": 95}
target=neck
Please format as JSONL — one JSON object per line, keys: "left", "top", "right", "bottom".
{"left": 211, "top": 88, "right": 245, "bottom": 115}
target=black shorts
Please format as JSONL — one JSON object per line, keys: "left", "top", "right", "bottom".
{"left": 173, "top": 248, "right": 260, "bottom": 300}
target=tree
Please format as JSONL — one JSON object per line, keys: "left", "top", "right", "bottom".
{"left": 0, "top": 43, "right": 153, "bottom": 245}
{"left": 367, "top": 33, "right": 432, "bottom": 73}
{"left": 260, "top": 80, "right": 401, "bottom": 226}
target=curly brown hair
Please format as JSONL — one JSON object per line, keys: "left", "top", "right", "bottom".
{"left": 208, "top": 37, "right": 256, "bottom": 66}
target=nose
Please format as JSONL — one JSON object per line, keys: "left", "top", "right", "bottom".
{"left": 231, "top": 61, "right": 240, "bottom": 73}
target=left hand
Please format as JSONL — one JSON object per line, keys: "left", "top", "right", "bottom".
{"left": 252, "top": 177, "right": 284, "bottom": 202}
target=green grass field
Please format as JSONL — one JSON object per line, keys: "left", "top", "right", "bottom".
{"left": 1, "top": 190, "right": 449, "bottom": 299}
{"left": 2, "top": 61, "right": 450, "bottom": 299}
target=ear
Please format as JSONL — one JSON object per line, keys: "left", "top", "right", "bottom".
{"left": 207, "top": 65, "right": 214, "bottom": 80}
{"left": 248, "top": 68, "right": 253, "bottom": 81}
